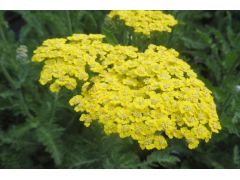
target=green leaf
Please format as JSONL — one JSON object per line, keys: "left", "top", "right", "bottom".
{"left": 0, "top": 91, "right": 14, "bottom": 99}
{"left": 223, "top": 50, "right": 238, "bottom": 72}
{"left": 36, "top": 123, "right": 64, "bottom": 166}
{"left": 143, "top": 151, "right": 180, "bottom": 168}
{"left": 101, "top": 26, "right": 119, "bottom": 45}
{"left": 233, "top": 145, "right": 240, "bottom": 167}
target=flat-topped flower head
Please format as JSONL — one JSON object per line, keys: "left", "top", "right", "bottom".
{"left": 33, "top": 33, "right": 221, "bottom": 150}
{"left": 68, "top": 43, "right": 221, "bottom": 150}
{"left": 108, "top": 10, "right": 178, "bottom": 35}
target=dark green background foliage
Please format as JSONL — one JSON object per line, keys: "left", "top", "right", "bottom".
{"left": 0, "top": 10, "right": 240, "bottom": 168}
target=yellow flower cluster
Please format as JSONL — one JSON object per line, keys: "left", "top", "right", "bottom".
{"left": 32, "top": 34, "right": 112, "bottom": 92}
{"left": 33, "top": 33, "right": 221, "bottom": 150}
{"left": 69, "top": 43, "right": 221, "bottom": 150}
{"left": 108, "top": 10, "right": 178, "bottom": 35}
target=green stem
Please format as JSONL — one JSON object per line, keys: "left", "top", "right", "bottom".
{"left": 220, "top": 92, "right": 234, "bottom": 116}
{"left": 1, "top": 59, "right": 34, "bottom": 120}
{"left": 66, "top": 11, "right": 73, "bottom": 34}
{"left": 0, "top": 24, "right": 7, "bottom": 43}
{"left": 66, "top": 114, "right": 77, "bottom": 130}
{"left": 49, "top": 93, "right": 59, "bottom": 123}
{"left": 17, "top": 90, "right": 34, "bottom": 120}
{"left": 0, "top": 60, "right": 16, "bottom": 89}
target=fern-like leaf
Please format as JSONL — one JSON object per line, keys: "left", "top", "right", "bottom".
{"left": 36, "top": 122, "right": 64, "bottom": 166}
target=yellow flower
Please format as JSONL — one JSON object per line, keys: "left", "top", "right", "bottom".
{"left": 33, "top": 33, "right": 221, "bottom": 151}
{"left": 108, "top": 10, "right": 178, "bottom": 35}
{"left": 68, "top": 43, "right": 221, "bottom": 150}
{"left": 181, "top": 127, "right": 200, "bottom": 149}
{"left": 133, "top": 97, "right": 150, "bottom": 109}
{"left": 79, "top": 114, "right": 92, "bottom": 127}
{"left": 32, "top": 34, "right": 114, "bottom": 92}
{"left": 139, "top": 135, "right": 155, "bottom": 150}
{"left": 192, "top": 125, "right": 212, "bottom": 142}
{"left": 154, "top": 135, "right": 168, "bottom": 150}
{"left": 117, "top": 124, "right": 132, "bottom": 138}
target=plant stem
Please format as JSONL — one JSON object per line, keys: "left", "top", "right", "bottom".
{"left": 0, "top": 60, "right": 16, "bottom": 89}
{"left": 220, "top": 92, "right": 234, "bottom": 116}
{"left": 66, "top": 11, "right": 73, "bottom": 35}
{"left": 0, "top": 24, "right": 7, "bottom": 43}
{"left": 66, "top": 114, "right": 77, "bottom": 130}
{"left": 17, "top": 89, "right": 35, "bottom": 120}
{"left": 49, "top": 93, "right": 59, "bottom": 123}
{"left": 1, "top": 59, "right": 34, "bottom": 120}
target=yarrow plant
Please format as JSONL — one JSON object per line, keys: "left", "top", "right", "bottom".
{"left": 32, "top": 32, "right": 221, "bottom": 150}
{"left": 31, "top": 11, "right": 221, "bottom": 151}
{"left": 108, "top": 10, "right": 178, "bottom": 35}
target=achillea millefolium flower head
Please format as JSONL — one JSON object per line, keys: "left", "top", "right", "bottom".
{"left": 108, "top": 10, "right": 178, "bottom": 35}
{"left": 32, "top": 34, "right": 112, "bottom": 92}
{"left": 33, "top": 33, "right": 221, "bottom": 150}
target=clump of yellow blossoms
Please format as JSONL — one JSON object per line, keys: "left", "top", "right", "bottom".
{"left": 108, "top": 10, "right": 178, "bottom": 35}
{"left": 33, "top": 33, "right": 221, "bottom": 150}
{"left": 32, "top": 34, "right": 113, "bottom": 92}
